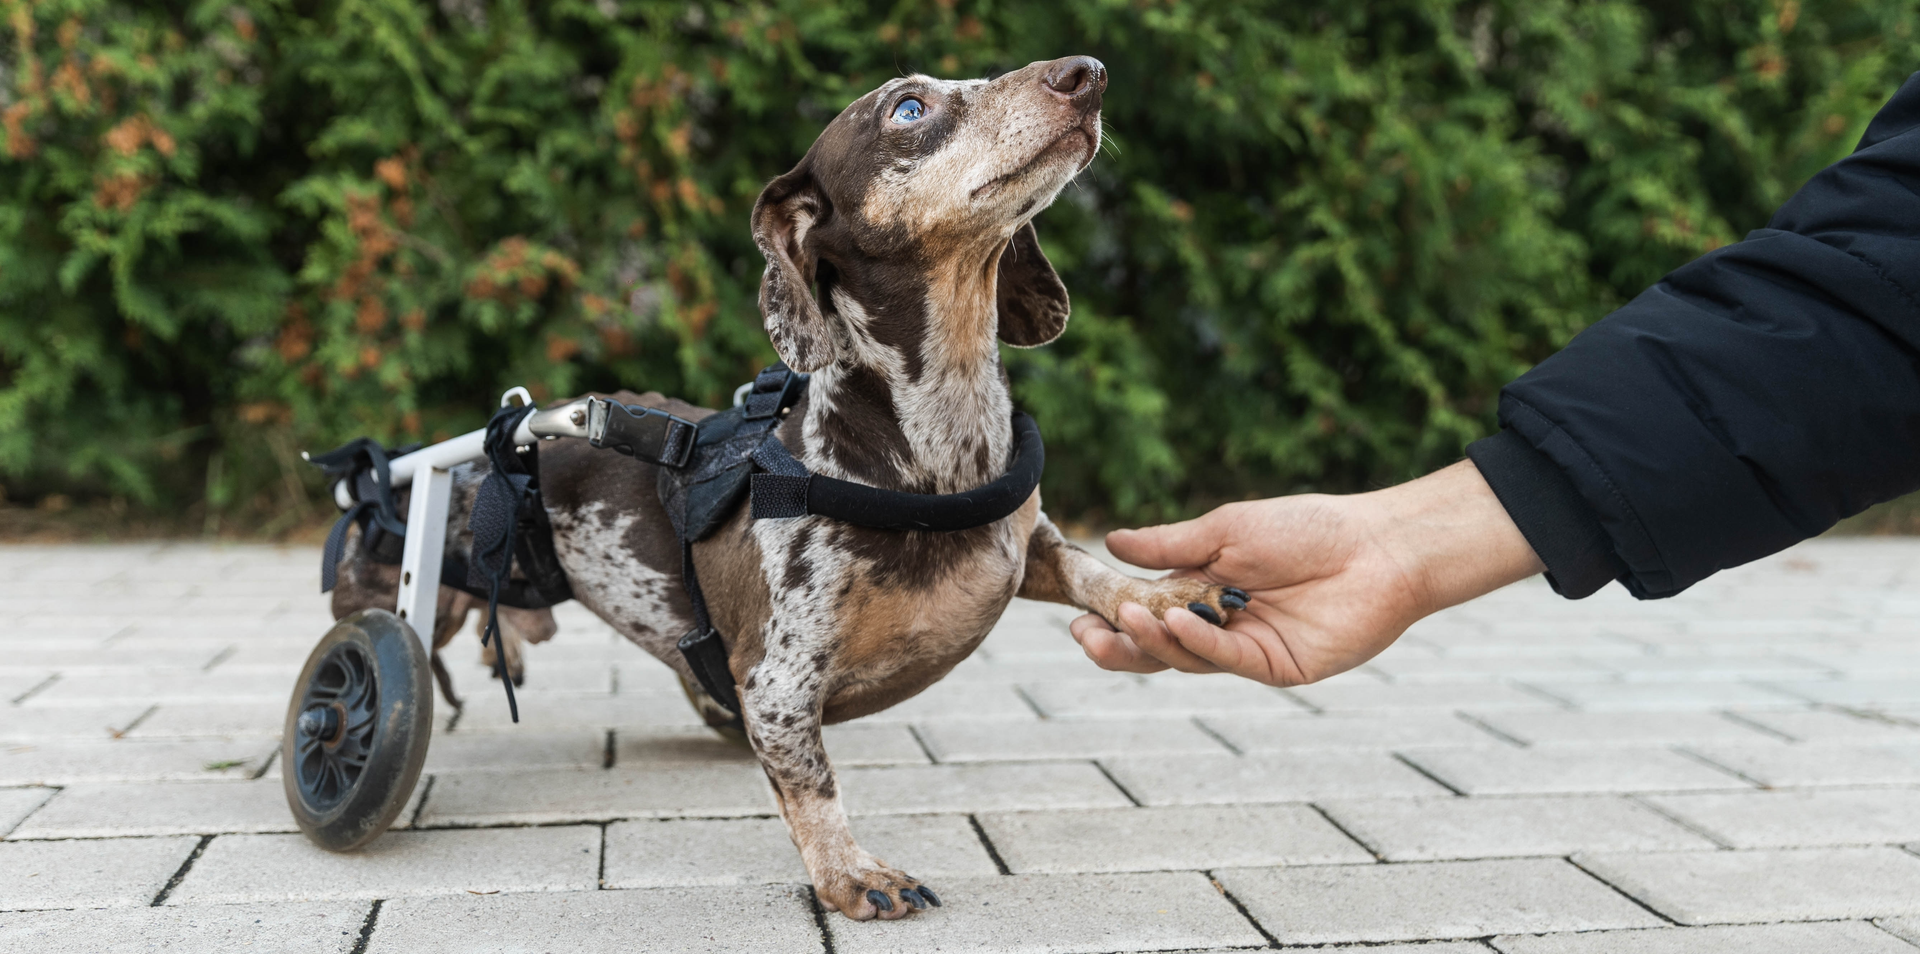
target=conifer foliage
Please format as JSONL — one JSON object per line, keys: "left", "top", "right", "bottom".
{"left": 2, "top": 1, "right": 1914, "bottom": 529}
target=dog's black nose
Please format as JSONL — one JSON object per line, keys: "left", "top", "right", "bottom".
{"left": 1042, "top": 56, "right": 1106, "bottom": 102}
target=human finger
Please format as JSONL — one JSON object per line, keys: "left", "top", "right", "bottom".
{"left": 1105, "top": 511, "right": 1227, "bottom": 572}
{"left": 1161, "top": 605, "right": 1298, "bottom": 686}
{"left": 1069, "top": 613, "right": 1171, "bottom": 674}
{"left": 1115, "top": 602, "right": 1224, "bottom": 674}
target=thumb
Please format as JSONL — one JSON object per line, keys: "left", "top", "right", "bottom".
{"left": 1107, "top": 513, "right": 1224, "bottom": 571}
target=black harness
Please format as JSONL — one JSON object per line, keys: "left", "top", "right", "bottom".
{"left": 313, "top": 362, "right": 1044, "bottom": 724}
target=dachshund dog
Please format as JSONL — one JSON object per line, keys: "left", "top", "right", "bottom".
{"left": 331, "top": 56, "right": 1244, "bottom": 921}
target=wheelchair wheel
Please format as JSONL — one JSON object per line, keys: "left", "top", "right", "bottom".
{"left": 283, "top": 609, "right": 433, "bottom": 851}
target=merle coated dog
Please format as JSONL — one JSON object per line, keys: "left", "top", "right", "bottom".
{"left": 332, "top": 56, "right": 1244, "bottom": 921}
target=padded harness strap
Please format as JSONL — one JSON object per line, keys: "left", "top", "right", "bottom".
{"left": 749, "top": 411, "right": 1045, "bottom": 531}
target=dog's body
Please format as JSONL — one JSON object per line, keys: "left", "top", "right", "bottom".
{"left": 331, "top": 57, "right": 1242, "bottom": 920}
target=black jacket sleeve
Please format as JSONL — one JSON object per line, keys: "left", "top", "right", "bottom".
{"left": 1468, "top": 72, "right": 1920, "bottom": 600}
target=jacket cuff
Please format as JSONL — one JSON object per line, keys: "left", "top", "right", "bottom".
{"left": 1465, "top": 429, "right": 1623, "bottom": 599}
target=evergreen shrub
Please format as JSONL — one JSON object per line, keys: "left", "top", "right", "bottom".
{"left": 2, "top": 0, "right": 1915, "bottom": 531}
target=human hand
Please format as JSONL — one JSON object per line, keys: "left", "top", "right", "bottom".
{"left": 1068, "top": 460, "right": 1543, "bottom": 685}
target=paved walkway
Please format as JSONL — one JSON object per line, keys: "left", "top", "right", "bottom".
{"left": 6, "top": 540, "right": 1920, "bottom": 952}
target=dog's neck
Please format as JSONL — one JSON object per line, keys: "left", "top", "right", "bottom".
{"left": 796, "top": 248, "right": 1014, "bottom": 495}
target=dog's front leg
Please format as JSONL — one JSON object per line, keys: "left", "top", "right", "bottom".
{"left": 738, "top": 644, "right": 936, "bottom": 921}
{"left": 1018, "top": 511, "right": 1246, "bottom": 624}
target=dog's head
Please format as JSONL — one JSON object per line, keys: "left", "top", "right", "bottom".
{"left": 752, "top": 56, "right": 1106, "bottom": 372}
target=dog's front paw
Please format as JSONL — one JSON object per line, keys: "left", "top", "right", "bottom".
{"left": 1115, "top": 578, "right": 1248, "bottom": 626}
{"left": 815, "top": 862, "right": 940, "bottom": 921}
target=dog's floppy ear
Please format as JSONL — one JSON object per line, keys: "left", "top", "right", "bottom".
{"left": 995, "top": 222, "right": 1071, "bottom": 347}
{"left": 752, "top": 164, "right": 838, "bottom": 371}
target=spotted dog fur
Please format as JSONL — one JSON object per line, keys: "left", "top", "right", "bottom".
{"left": 328, "top": 57, "right": 1244, "bottom": 921}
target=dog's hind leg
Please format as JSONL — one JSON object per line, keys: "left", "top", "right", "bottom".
{"left": 739, "top": 625, "right": 936, "bottom": 921}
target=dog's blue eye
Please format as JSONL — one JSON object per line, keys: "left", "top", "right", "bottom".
{"left": 891, "top": 98, "right": 925, "bottom": 124}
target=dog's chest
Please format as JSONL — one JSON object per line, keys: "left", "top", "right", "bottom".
{"left": 752, "top": 494, "right": 1039, "bottom": 719}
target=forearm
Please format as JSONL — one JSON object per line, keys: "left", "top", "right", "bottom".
{"left": 1360, "top": 459, "right": 1544, "bottom": 618}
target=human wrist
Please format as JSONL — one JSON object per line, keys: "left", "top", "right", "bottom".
{"left": 1362, "top": 459, "right": 1545, "bottom": 617}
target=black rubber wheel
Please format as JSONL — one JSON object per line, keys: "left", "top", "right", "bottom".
{"left": 283, "top": 609, "right": 433, "bottom": 851}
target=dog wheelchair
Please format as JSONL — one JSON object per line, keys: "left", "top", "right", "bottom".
{"left": 281, "top": 385, "right": 701, "bottom": 850}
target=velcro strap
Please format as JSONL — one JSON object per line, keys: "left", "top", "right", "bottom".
{"left": 742, "top": 363, "right": 801, "bottom": 420}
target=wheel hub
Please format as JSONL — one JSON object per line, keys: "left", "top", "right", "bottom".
{"left": 292, "top": 643, "right": 379, "bottom": 811}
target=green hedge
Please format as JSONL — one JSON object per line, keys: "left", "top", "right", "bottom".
{"left": 3, "top": 0, "right": 1915, "bottom": 532}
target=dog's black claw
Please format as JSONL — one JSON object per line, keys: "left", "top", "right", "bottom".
{"left": 901, "top": 888, "right": 928, "bottom": 910}
{"left": 917, "top": 885, "right": 941, "bottom": 907}
{"left": 1223, "top": 586, "right": 1249, "bottom": 602}
{"left": 1187, "top": 602, "right": 1223, "bottom": 625}
{"left": 867, "top": 889, "right": 893, "bottom": 913}
{"left": 1219, "top": 591, "right": 1247, "bottom": 610}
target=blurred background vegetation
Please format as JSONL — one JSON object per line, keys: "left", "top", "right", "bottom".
{"left": 2, "top": 0, "right": 1917, "bottom": 538}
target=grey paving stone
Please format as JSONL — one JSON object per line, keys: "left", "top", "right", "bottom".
{"left": 366, "top": 885, "right": 823, "bottom": 954}
{"left": 1103, "top": 751, "right": 1450, "bottom": 804}
{"left": 0, "top": 738, "right": 277, "bottom": 785}
{"left": 167, "top": 827, "right": 600, "bottom": 904}
{"left": 603, "top": 814, "right": 996, "bottom": 887}
{"left": 827, "top": 871, "right": 1266, "bottom": 954}
{"left": 0, "top": 704, "right": 150, "bottom": 741}
{"left": 1286, "top": 682, "right": 1559, "bottom": 713}
{"left": 452, "top": 690, "right": 708, "bottom": 731}
{"left": 1322, "top": 795, "right": 1716, "bottom": 860}
{"left": 1643, "top": 788, "right": 1920, "bottom": 848}
{"left": 0, "top": 787, "right": 53, "bottom": 836}
{"left": 1402, "top": 746, "right": 1750, "bottom": 795}
{"left": 418, "top": 765, "right": 774, "bottom": 826}
{"left": 977, "top": 804, "right": 1374, "bottom": 873}
{"left": 0, "top": 673, "right": 52, "bottom": 704}
{"left": 1728, "top": 708, "right": 1920, "bottom": 744}
{"left": 1519, "top": 681, "right": 1801, "bottom": 711}
{"left": 0, "top": 836, "right": 199, "bottom": 910}
{"left": 1878, "top": 915, "right": 1920, "bottom": 947}
{"left": 840, "top": 763, "right": 1133, "bottom": 815}
{"left": 915, "top": 718, "right": 1227, "bottom": 762}
{"left": 1363, "top": 655, "right": 1614, "bottom": 684}
{"left": 1467, "top": 710, "right": 1784, "bottom": 747}
{"left": 1200, "top": 713, "right": 1505, "bottom": 753}
{"left": 1576, "top": 846, "right": 1920, "bottom": 923}
{"left": 822, "top": 723, "right": 930, "bottom": 765}
{"left": 422, "top": 730, "right": 607, "bottom": 772}
{"left": 9, "top": 780, "right": 300, "bottom": 839}
{"left": 1682, "top": 743, "right": 1920, "bottom": 786}
{"left": 610, "top": 726, "right": 756, "bottom": 765}
{"left": 1598, "top": 655, "right": 1835, "bottom": 682}
{"left": 1019, "top": 677, "right": 1309, "bottom": 718}
{"left": 447, "top": 660, "right": 611, "bottom": 694}
{"left": 1493, "top": 921, "right": 1920, "bottom": 953}
{"left": 851, "top": 681, "right": 1041, "bottom": 723}
{"left": 1762, "top": 679, "right": 1920, "bottom": 707}
{"left": 25, "top": 669, "right": 297, "bottom": 705}
{"left": 0, "top": 900, "right": 369, "bottom": 953}
{"left": 125, "top": 702, "right": 285, "bottom": 739}
{"left": 1216, "top": 858, "right": 1663, "bottom": 945}
{"left": 1266, "top": 946, "right": 1493, "bottom": 954}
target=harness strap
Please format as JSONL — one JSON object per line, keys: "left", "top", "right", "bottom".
{"left": 749, "top": 411, "right": 1045, "bottom": 531}
{"left": 675, "top": 540, "right": 742, "bottom": 721}
{"left": 467, "top": 404, "right": 547, "bottom": 723}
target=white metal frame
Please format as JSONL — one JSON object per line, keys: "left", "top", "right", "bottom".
{"left": 320, "top": 389, "right": 578, "bottom": 655}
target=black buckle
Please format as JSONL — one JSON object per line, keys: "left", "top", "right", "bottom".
{"left": 586, "top": 398, "right": 698, "bottom": 468}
